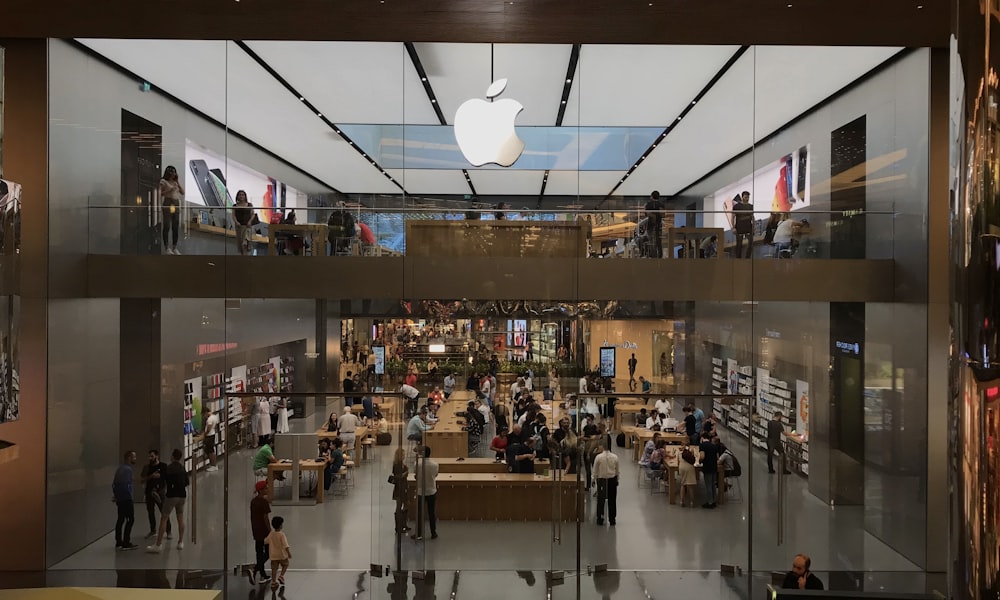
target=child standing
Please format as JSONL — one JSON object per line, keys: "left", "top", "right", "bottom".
{"left": 264, "top": 516, "right": 291, "bottom": 591}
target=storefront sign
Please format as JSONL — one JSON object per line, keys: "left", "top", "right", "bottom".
{"left": 834, "top": 340, "right": 861, "bottom": 355}
{"left": 601, "top": 339, "right": 638, "bottom": 350}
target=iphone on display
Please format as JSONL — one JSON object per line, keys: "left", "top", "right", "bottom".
{"left": 189, "top": 159, "right": 223, "bottom": 208}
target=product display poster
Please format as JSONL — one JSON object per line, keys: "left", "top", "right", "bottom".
{"left": 727, "top": 359, "right": 739, "bottom": 395}
{"left": 373, "top": 346, "right": 386, "bottom": 375}
{"left": 599, "top": 347, "right": 616, "bottom": 378}
{"left": 795, "top": 380, "right": 809, "bottom": 435}
{"left": 270, "top": 357, "right": 282, "bottom": 392}
{"left": 186, "top": 376, "right": 203, "bottom": 432}
{"left": 756, "top": 367, "right": 770, "bottom": 413}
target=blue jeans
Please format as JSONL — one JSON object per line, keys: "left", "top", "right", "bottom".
{"left": 703, "top": 470, "right": 718, "bottom": 504}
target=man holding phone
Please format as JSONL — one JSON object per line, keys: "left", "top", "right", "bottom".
{"left": 782, "top": 554, "right": 824, "bottom": 590}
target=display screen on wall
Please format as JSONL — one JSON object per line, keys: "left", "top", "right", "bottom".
{"left": 373, "top": 346, "right": 385, "bottom": 375}
{"left": 599, "top": 347, "right": 616, "bottom": 378}
{"left": 706, "top": 145, "right": 811, "bottom": 230}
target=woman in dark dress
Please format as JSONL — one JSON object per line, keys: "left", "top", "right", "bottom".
{"left": 391, "top": 447, "right": 410, "bottom": 534}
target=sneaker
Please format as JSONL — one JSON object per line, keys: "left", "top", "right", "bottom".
{"left": 173, "top": 248, "right": 182, "bottom": 255}
{"left": 259, "top": 575, "right": 271, "bottom": 585}
{"left": 431, "top": 533, "right": 438, "bottom": 539}
{"left": 145, "top": 545, "right": 162, "bottom": 554}
{"left": 206, "top": 466, "right": 219, "bottom": 472}
{"left": 121, "top": 543, "right": 138, "bottom": 551}
{"left": 248, "top": 571, "right": 257, "bottom": 585}
{"left": 176, "top": 541, "right": 184, "bottom": 549}
{"left": 596, "top": 519, "right": 604, "bottom": 526}
{"left": 410, "top": 534, "right": 424, "bottom": 541}
{"left": 277, "top": 575, "right": 285, "bottom": 585}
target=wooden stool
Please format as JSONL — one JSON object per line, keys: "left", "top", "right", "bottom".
{"left": 361, "top": 438, "right": 375, "bottom": 462}
{"left": 344, "top": 460, "right": 356, "bottom": 488}
{"left": 333, "top": 467, "right": 349, "bottom": 497}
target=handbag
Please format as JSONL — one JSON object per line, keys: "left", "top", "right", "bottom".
{"left": 387, "top": 474, "right": 395, "bottom": 485}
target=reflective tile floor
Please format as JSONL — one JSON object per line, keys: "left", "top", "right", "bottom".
{"left": 44, "top": 408, "right": 928, "bottom": 598}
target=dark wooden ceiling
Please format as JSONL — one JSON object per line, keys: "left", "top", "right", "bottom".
{"left": 6, "top": 0, "right": 948, "bottom": 47}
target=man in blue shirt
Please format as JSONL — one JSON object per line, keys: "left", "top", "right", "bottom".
{"left": 639, "top": 376, "right": 652, "bottom": 394}
{"left": 690, "top": 403, "right": 705, "bottom": 437}
{"left": 113, "top": 450, "right": 138, "bottom": 550}
{"left": 406, "top": 406, "right": 433, "bottom": 443}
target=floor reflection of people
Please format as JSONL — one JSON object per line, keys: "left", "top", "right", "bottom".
{"left": 593, "top": 570, "right": 621, "bottom": 600}
{"left": 387, "top": 571, "right": 408, "bottom": 600}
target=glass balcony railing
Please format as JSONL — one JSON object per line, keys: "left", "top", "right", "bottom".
{"left": 87, "top": 205, "right": 899, "bottom": 261}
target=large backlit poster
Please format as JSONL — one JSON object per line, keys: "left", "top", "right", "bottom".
{"left": 373, "top": 346, "right": 386, "bottom": 375}
{"left": 599, "top": 347, "right": 616, "bottom": 378}
{"left": 795, "top": 379, "right": 809, "bottom": 436}
{"left": 706, "top": 145, "right": 810, "bottom": 230}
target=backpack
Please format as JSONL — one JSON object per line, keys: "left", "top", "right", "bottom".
{"left": 615, "top": 432, "right": 626, "bottom": 448}
{"left": 724, "top": 450, "right": 742, "bottom": 477}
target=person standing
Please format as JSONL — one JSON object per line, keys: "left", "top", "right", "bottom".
{"left": 699, "top": 435, "right": 720, "bottom": 508}
{"left": 257, "top": 396, "right": 272, "bottom": 447}
{"left": 413, "top": 446, "right": 440, "bottom": 541}
{"left": 203, "top": 408, "right": 220, "bottom": 472}
{"left": 233, "top": 190, "right": 253, "bottom": 255}
{"left": 147, "top": 448, "right": 189, "bottom": 553}
{"left": 248, "top": 480, "right": 272, "bottom": 586}
{"left": 343, "top": 370, "right": 356, "bottom": 407}
{"left": 443, "top": 372, "right": 456, "bottom": 400}
{"left": 268, "top": 394, "right": 280, "bottom": 434}
{"left": 733, "top": 191, "right": 755, "bottom": 258}
{"left": 140, "top": 450, "right": 171, "bottom": 539}
{"left": 644, "top": 190, "right": 664, "bottom": 258}
{"left": 391, "top": 448, "right": 410, "bottom": 535}
{"left": 337, "top": 405, "right": 361, "bottom": 453}
{"left": 158, "top": 165, "right": 184, "bottom": 255}
{"left": 627, "top": 353, "right": 638, "bottom": 391}
{"left": 113, "top": 450, "right": 138, "bottom": 550}
{"left": 767, "top": 412, "right": 791, "bottom": 474}
{"left": 593, "top": 443, "right": 620, "bottom": 526}
{"left": 782, "top": 554, "right": 824, "bottom": 590}
{"left": 276, "top": 397, "right": 290, "bottom": 434}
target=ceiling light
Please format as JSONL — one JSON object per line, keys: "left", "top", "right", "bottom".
{"left": 566, "top": 79, "right": 572, "bottom": 83}
{"left": 317, "top": 112, "right": 323, "bottom": 117}
{"left": 422, "top": 77, "right": 427, "bottom": 81}
{"left": 691, "top": 101, "right": 696, "bottom": 105}
{"left": 431, "top": 99, "right": 437, "bottom": 103}
{"left": 652, "top": 144, "right": 657, "bottom": 148}
{"left": 561, "top": 100, "right": 567, "bottom": 104}
{"left": 299, "top": 96, "right": 304, "bottom": 101}
{"left": 786, "top": 2, "right": 792, "bottom": 6}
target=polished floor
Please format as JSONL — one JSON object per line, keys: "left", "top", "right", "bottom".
{"left": 48, "top": 408, "right": 926, "bottom": 598}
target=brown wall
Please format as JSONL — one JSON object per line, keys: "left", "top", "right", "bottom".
{"left": 0, "top": 38, "right": 48, "bottom": 571}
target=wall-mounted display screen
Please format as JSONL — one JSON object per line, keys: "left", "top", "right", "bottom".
{"left": 599, "top": 347, "right": 616, "bottom": 378}
{"left": 373, "top": 346, "right": 385, "bottom": 375}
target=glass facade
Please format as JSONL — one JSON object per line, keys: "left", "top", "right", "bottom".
{"left": 20, "top": 39, "right": 945, "bottom": 598}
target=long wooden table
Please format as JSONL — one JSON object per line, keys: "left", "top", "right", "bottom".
{"left": 613, "top": 403, "right": 647, "bottom": 432}
{"left": 267, "top": 460, "right": 328, "bottom": 504}
{"left": 434, "top": 457, "right": 549, "bottom": 475}
{"left": 424, "top": 400, "right": 471, "bottom": 458}
{"left": 316, "top": 425, "right": 369, "bottom": 462}
{"left": 405, "top": 472, "right": 579, "bottom": 521}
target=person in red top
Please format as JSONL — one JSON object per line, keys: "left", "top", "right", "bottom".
{"left": 249, "top": 481, "right": 272, "bottom": 585}
{"left": 405, "top": 371, "right": 418, "bottom": 388}
{"left": 490, "top": 428, "right": 509, "bottom": 462}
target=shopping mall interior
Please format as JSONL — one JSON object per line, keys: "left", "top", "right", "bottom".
{"left": 2, "top": 2, "right": 994, "bottom": 599}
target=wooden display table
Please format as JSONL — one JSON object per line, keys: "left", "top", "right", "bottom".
{"left": 406, "top": 472, "right": 579, "bottom": 521}
{"left": 434, "top": 457, "right": 549, "bottom": 475}
{"left": 424, "top": 400, "right": 471, "bottom": 458}
{"left": 667, "top": 226, "right": 724, "bottom": 259}
{"left": 316, "top": 425, "right": 369, "bottom": 462}
{"left": 613, "top": 403, "right": 647, "bottom": 432}
{"left": 267, "top": 459, "right": 327, "bottom": 504}
{"left": 625, "top": 427, "right": 688, "bottom": 461}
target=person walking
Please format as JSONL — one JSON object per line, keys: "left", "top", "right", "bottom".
{"left": 644, "top": 190, "right": 664, "bottom": 258}
{"left": 248, "top": 480, "right": 272, "bottom": 585}
{"left": 593, "top": 443, "right": 620, "bottom": 526}
{"left": 412, "top": 446, "right": 440, "bottom": 541}
{"left": 203, "top": 408, "right": 219, "bottom": 472}
{"left": 627, "top": 353, "right": 638, "bottom": 391}
{"left": 113, "top": 450, "right": 138, "bottom": 550}
{"left": 264, "top": 516, "right": 292, "bottom": 591}
{"left": 337, "top": 405, "right": 361, "bottom": 451}
{"left": 147, "top": 448, "right": 189, "bottom": 553}
{"left": 767, "top": 412, "right": 791, "bottom": 474}
{"left": 140, "top": 450, "right": 171, "bottom": 540}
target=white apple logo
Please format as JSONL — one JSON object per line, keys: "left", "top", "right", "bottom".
{"left": 454, "top": 78, "right": 525, "bottom": 167}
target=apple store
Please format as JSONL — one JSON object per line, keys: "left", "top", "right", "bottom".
{"left": 0, "top": 16, "right": 977, "bottom": 600}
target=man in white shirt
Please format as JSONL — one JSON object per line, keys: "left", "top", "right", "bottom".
{"left": 400, "top": 383, "right": 420, "bottom": 419}
{"left": 592, "top": 443, "right": 620, "bottom": 526}
{"left": 645, "top": 412, "right": 664, "bottom": 430}
{"left": 772, "top": 213, "right": 801, "bottom": 256}
{"left": 480, "top": 376, "right": 492, "bottom": 404}
{"left": 203, "top": 409, "right": 220, "bottom": 472}
{"left": 413, "top": 446, "right": 440, "bottom": 540}
{"left": 653, "top": 397, "right": 672, "bottom": 418}
{"left": 510, "top": 378, "right": 522, "bottom": 402}
{"left": 443, "top": 373, "right": 456, "bottom": 400}
{"left": 337, "top": 405, "right": 361, "bottom": 450}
